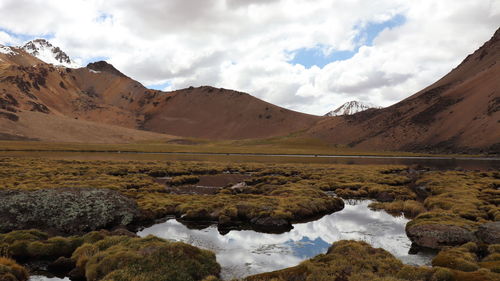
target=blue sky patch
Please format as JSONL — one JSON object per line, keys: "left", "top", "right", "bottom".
{"left": 83, "top": 56, "right": 110, "bottom": 66}
{"left": 355, "top": 14, "right": 406, "bottom": 46}
{"left": 289, "top": 14, "right": 406, "bottom": 68}
{"left": 0, "top": 28, "right": 54, "bottom": 44}
{"left": 96, "top": 12, "right": 113, "bottom": 23}
{"left": 286, "top": 237, "right": 330, "bottom": 259}
{"left": 147, "top": 81, "right": 172, "bottom": 91}
{"left": 290, "top": 46, "right": 356, "bottom": 68}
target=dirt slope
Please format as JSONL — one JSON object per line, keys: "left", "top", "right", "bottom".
{"left": 0, "top": 47, "right": 320, "bottom": 142}
{"left": 0, "top": 48, "right": 172, "bottom": 142}
{"left": 309, "top": 28, "right": 500, "bottom": 154}
{"left": 140, "top": 86, "right": 320, "bottom": 139}
{"left": 0, "top": 110, "right": 168, "bottom": 143}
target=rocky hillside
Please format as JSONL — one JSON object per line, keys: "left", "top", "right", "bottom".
{"left": 0, "top": 42, "right": 320, "bottom": 142}
{"left": 309, "top": 28, "right": 500, "bottom": 154}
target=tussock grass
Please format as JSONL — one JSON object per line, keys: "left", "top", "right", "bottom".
{"left": 71, "top": 235, "right": 220, "bottom": 281}
{"left": 407, "top": 170, "right": 500, "bottom": 236}
{"left": 369, "top": 200, "right": 426, "bottom": 218}
{"left": 0, "top": 138, "right": 437, "bottom": 157}
{"left": 1, "top": 158, "right": 415, "bottom": 227}
{"left": 245, "top": 240, "right": 500, "bottom": 281}
{"left": 0, "top": 257, "right": 28, "bottom": 281}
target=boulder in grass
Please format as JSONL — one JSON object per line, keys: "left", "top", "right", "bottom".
{"left": 475, "top": 221, "right": 500, "bottom": 244}
{"left": 0, "top": 188, "right": 140, "bottom": 235}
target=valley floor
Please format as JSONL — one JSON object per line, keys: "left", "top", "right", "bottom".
{"left": 0, "top": 152, "right": 498, "bottom": 281}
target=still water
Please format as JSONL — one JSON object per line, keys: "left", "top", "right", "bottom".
{"left": 138, "top": 200, "right": 435, "bottom": 280}
{"left": 4, "top": 151, "right": 499, "bottom": 170}
{"left": 29, "top": 277, "right": 69, "bottom": 281}
{"left": 29, "top": 200, "right": 436, "bottom": 281}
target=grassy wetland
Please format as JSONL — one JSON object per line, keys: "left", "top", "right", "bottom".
{"left": 0, "top": 154, "right": 498, "bottom": 281}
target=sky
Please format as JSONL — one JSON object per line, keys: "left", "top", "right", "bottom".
{"left": 0, "top": 0, "right": 498, "bottom": 115}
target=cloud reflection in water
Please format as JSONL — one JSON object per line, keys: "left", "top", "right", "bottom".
{"left": 139, "top": 200, "right": 433, "bottom": 280}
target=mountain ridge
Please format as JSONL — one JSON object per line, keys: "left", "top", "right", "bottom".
{"left": 0, "top": 28, "right": 498, "bottom": 153}
{"left": 308, "top": 27, "right": 500, "bottom": 154}
{"left": 0, "top": 47, "right": 321, "bottom": 142}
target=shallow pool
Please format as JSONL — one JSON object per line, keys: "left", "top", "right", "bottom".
{"left": 138, "top": 200, "right": 435, "bottom": 280}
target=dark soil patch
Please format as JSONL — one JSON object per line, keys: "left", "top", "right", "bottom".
{"left": 197, "top": 173, "right": 250, "bottom": 187}
{"left": 411, "top": 97, "right": 463, "bottom": 125}
{"left": 27, "top": 101, "right": 50, "bottom": 113}
{"left": 165, "top": 139, "right": 200, "bottom": 145}
{"left": 0, "top": 111, "right": 19, "bottom": 121}
{"left": 154, "top": 173, "right": 250, "bottom": 195}
{"left": 154, "top": 174, "right": 250, "bottom": 195}
{"left": 169, "top": 185, "right": 221, "bottom": 195}
{"left": 487, "top": 96, "right": 500, "bottom": 115}
{"left": 0, "top": 133, "right": 38, "bottom": 141}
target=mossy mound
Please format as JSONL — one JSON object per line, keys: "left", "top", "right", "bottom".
{"left": 0, "top": 158, "right": 417, "bottom": 231}
{"left": 0, "top": 188, "right": 140, "bottom": 234}
{"left": 432, "top": 243, "right": 480, "bottom": 272}
{"left": 245, "top": 240, "right": 500, "bottom": 281}
{"left": 0, "top": 229, "right": 119, "bottom": 260}
{"left": 0, "top": 257, "right": 28, "bottom": 281}
{"left": 70, "top": 235, "right": 220, "bottom": 281}
{"left": 405, "top": 170, "right": 499, "bottom": 249}
{"left": 406, "top": 213, "right": 476, "bottom": 250}
{"left": 245, "top": 240, "right": 405, "bottom": 281}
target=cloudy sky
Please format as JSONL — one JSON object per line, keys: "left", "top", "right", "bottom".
{"left": 0, "top": 0, "right": 498, "bottom": 115}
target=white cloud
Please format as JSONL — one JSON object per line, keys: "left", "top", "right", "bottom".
{"left": 0, "top": 0, "right": 498, "bottom": 115}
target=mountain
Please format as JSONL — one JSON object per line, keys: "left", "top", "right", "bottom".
{"left": 0, "top": 42, "right": 320, "bottom": 142}
{"left": 21, "top": 39, "right": 79, "bottom": 68}
{"left": 325, "top": 101, "right": 381, "bottom": 117}
{"left": 308, "top": 27, "right": 500, "bottom": 154}
{"left": 1, "top": 28, "right": 498, "bottom": 153}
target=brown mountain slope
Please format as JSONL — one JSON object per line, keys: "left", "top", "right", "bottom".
{"left": 139, "top": 86, "right": 320, "bottom": 139}
{"left": 0, "top": 47, "right": 320, "bottom": 142}
{"left": 308, "top": 28, "right": 500, "bottom": 154}
{"left": 0, "top": 110, "right": 169, "bottom": 143}
{"left": 0, "top": 48, "right": 171, "bottom": 142}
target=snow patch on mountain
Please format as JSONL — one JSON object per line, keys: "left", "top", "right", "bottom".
{"left": 21, "top": 39, "right": 79, "bottom": 68}
{"left": 0, "top": 45, "right": 17, "bottom": 55}
{"left": 325, "top": 101, "right": 381, "bottom": 117}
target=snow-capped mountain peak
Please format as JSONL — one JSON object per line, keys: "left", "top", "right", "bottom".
{"left": 325, "top": 101, "right": 381, "bottom": 117}
{"left": 21, "top": 39, "right": 79, "bottom": 68}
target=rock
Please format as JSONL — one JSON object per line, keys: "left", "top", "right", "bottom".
{"left": 376, "top": 191, "right": 395, "bottom": 202}
{"left": 406, "top": 223, "right": 476, "bottom": 249}
{"left": 476, "top": 221, "right": 500, "bottom": 244}
{"left": 408, "top": 243, "right": 422, "bottom": 255}
{"left": 0, "top": 188, "right": 140, "bottom": 234}
{"left": 414, "top": 185, "right": 430, "bottom": 199}
{"left": 251, "top": 216, "right": 290, "bottom": 228}
{"left": 48, "top": 257, "right": 75, "bottom": 273}
{"left": 109, "top": 228, "right": 138, "bottom": 238}
{"left": 230, "top": 182, "right": 247, "bottom": 193}
{"left": 68, "top": 267, "right": 86, "bottom": 281}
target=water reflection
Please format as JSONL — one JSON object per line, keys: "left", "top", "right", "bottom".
{"left": 29, "top": 276, "right": 69, "bottom": 281}
{"left": 139, "top": 200, "right": 435, "bottom": 280}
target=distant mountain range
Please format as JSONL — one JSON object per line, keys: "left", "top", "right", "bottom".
{"left": 325, "top": 101, "right": 381, "bottom": 117}
{"left": 0, "top": 28, "right": 498, "bottom": 154}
